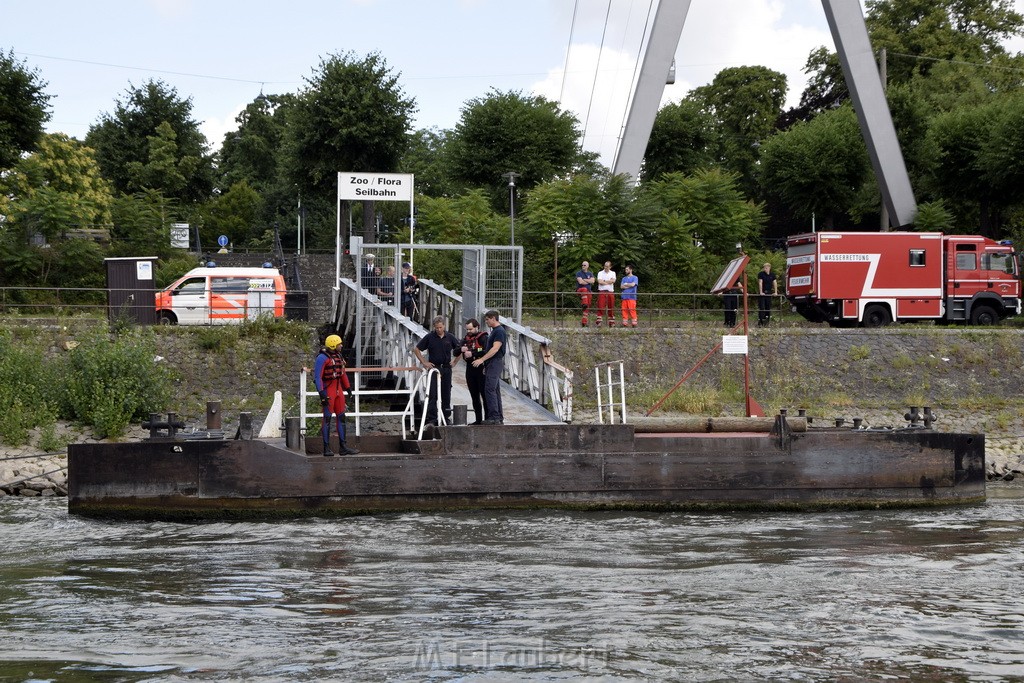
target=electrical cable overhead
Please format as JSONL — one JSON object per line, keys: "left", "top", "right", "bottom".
{"left": 15, "top": 51, "right": 295, "bottom": 85}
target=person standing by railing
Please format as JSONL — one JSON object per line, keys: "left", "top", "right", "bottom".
{"left": 620, "top": 265, "right": 638, "bottom": 328}
{"left": 460, "top": 318, "right": 488, "bottom": 424}
{"left": 596, "top": 261, "right": 617, "bottom": 327}
{"left": 473, "top": 310, "right": 506, "bottom": 425}
{"left": 575, "top": 261, "right": 595, "bottom": 327}
{"left": 312, "top": 334, "right": 358, "bottom": 456}
{"left": 413, "top": 316, "right": 461, "bottom": 426}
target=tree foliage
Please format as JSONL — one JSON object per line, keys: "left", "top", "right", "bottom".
{"left": 0, "top": 133, "right": 114, "bottom": 241}
{"left": 285, "top": 52, "right": 415, "bottom": 200}
{"left": 642, "top": 99, "right": 716, "bottom": 181}
{"left": 86, "top": 80, "right": 212, "bottom": 202}
{"left": 691, "top": 66, "right": 787, "bottom": 193}
{"left": 0, "top": 49, "right": 52, "bottom": 169}
{"left": 447, "top": 89, "right": 586, "bottom": 206}
{"left": 758, "top": 106, "right": 869, "bottom": 228}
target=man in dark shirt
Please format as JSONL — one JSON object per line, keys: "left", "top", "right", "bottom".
{"left": 413, "top": 316, "right": 461, "bottom": 425}
{"left": 401, "top": 262, "right": 418, "bottom": 319}
{"left": 757, "top": 263, "right": 778, "bottom": 326}
{"left": 472, "top": 310, "right": 506, "bottom": 424}
{"left": 459, "top": 318, "right": 488, "bottom": 424}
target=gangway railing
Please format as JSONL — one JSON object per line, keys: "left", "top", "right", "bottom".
{"left": 298, "top": 364, "right": 449, "bottom": 441}
{"left": 595, "top": 360, "right": 627, "bottom": 424}
{"left": 332, "top": 278, "right": 574, "bottom": 423}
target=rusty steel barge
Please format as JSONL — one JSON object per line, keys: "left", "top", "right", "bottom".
{"left": 67, "top": 416, "right": 985, "bottom": 520}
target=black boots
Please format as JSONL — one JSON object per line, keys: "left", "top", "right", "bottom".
{"left": 323, "top": 441, "right": 359, "bottom": 456}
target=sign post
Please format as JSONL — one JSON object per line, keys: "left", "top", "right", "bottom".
{"left": 170, "top": 223, "right": 190, "bottom": 249}
{"left": 336, "top": 172, "right": 415, "bottom": 287}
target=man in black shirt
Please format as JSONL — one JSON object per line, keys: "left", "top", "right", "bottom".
{"left": 472, "top": 310, "right": 506, "bottom": 424}
{"left": 413, "top": 316, "right": 461, "bottom": 425}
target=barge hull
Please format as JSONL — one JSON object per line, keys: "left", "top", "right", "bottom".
{"left": 67, "top": 425, "right": 985, "bottom": 519}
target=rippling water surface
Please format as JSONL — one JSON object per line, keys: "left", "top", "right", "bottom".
{"left": 2, "top": 489, "right": 1024, "bottom": 682}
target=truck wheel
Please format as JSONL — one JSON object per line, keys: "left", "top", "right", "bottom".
{"left": 862, "top": 304, "right": 891, "bottom": 328}
{"left": 969, "top": 305, "right": 997, "bottom": 325}
{"left": 158, "top": 312, "right": 177, "bottom": 325}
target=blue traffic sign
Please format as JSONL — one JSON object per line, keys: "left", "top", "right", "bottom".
{"left": 217, "top": 235, "right": 229, "bottom": 247}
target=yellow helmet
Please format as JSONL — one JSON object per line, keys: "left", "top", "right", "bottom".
{"left": 324, "top": 334, "right": 342, "bottom": 351}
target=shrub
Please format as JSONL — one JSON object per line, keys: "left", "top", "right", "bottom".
{"left": 0, "top": 331, "right": 59, "bottom": 446}
{"left": 63, "top": 329, "right": 172, "bottom": 438}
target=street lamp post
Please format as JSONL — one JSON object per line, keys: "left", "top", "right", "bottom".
{"left": 502, "top": 171, "right": 520, "bottom": 246}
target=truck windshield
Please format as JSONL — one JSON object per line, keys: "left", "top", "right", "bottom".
{"left": 982, "top": 252, "right": 1015, "bottom": 275}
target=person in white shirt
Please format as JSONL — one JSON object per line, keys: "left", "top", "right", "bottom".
{"left": 596, "top": 261, "right": 617, "bottom": 327}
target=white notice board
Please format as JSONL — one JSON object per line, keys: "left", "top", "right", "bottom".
{"left": 722, "top": 335, "right": 748, "bottom": 355}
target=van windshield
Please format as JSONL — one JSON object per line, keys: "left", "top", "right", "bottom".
{"left": 176, "top": 278, "right": 207, "bottom": 294}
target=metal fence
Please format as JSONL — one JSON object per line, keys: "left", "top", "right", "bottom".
{"left": 0, "top": 286, "right": 782, "bottom": 325}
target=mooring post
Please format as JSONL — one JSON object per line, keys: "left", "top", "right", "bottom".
{"left": 206, "top": 401, "right": 222, "bottom": 430}
{"left": 285, "top": 416, "right": 302, "bottom": 451}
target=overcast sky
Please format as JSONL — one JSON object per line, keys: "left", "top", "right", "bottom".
{"left": 6, "top": 0, "right": 1024, "bottom": 169}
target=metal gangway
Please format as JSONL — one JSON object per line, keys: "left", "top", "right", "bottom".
{"left": 328, "top": 275, "right": 573, "bottom": 433}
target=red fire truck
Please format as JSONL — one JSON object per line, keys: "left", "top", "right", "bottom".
{"left": 785, "top": 231, "right": 1020, "bottom": 326}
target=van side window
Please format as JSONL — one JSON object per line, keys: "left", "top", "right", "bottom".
{"left": 211, "top": 277, "right": 249, "bottom": 293}
{"left": 176, "top": 278, "right": 207, "bottom": 294}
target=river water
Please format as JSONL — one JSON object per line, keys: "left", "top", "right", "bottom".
{"left": 2, "top": 489, "right": 1023, "bottom": 682}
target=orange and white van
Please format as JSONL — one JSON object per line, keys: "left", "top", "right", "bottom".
{"left": 155, "top": 267, "right": 287, "bottom": 325}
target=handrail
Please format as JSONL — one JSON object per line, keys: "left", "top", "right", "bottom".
{"left": 595, "top": 360, "right": 627, "bottom": 424}
{"left": 298, "top": 365, "right": 422, "bottom": 438}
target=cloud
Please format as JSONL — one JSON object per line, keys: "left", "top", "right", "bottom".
{"left": 199, "top": 103, "right": 245, "bottom": 152}
{"left": 148, "top": 0, "right": 193, "bottom": 20}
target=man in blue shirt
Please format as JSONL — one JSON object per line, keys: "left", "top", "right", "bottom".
{"left": 472, "top": 310, "right": 506, "bottom": 424}
{"left": 575, "top": 261, "right": 595, "bottom": 327}
{"left": 620, "top": 265, "right": 638, "bottom": 327}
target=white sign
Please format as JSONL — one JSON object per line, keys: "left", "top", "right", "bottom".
{"left": 338, "top": 172, "right": 413, "bottom": 201}
{"left": 170, "top": 223, "right": 189, "bottom": 249}
{"left": 821, "top": 253, "right": 872, "bottom": 262}
{"left": 136, "top": 261, "right": 153, "bottom": 281}
{"left": 722, "top": 335, "right": 748, "bottom": 355}
{"left": 789, "top": 276, "right": 812, "bottom": 287}
{"left": 248, "top": 278, "right": 275, "bottom": 291}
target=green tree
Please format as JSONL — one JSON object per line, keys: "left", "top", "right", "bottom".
{"left": 642, "top": 99, "right": 716, "bottom": 181}
{"left": 866, "top": 0, "right": 1024, "bottom": 83}
{"left": 125, "top": 121, "right": 202, "bottom": 198}
{"left": 219, "top": 94, "right": 294, "bottom": 192}
{"left": 0, "top": 49, "right": 52, "bottom": 169}
{"left": 925, "top": 98, "right": 1005, "bottom": 233}
{"left": 758, "top": 106, "right": 870, "bottom": 228}
{"left": 641, "top": 169, "right": 765, "bottom": 292}
{"left": 521, "top": 173, "right": 658, "bottom": 292}
{"left": 400, "top": 127, "right": 459, "bottom": 198}
{"left": 86, "top": 80, "right": 213, "bottom": 203}
{"left": 0, "top": 133, "right": 114, "bottom": 241}
{"left": 197, "top": 180, "right": 264, "bottom": 249}
{"left": 691, "top": 66, "right": 788, "bottom": 194}
{"left": 285, "top": 52, "right": 416, "bottom": 240}
{"left": 446, "top": 89, "right": 587, "bottom": 208}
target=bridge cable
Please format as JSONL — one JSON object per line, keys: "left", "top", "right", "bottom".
{"left": 581, "top": 0, "right": 614, "bottom": 150}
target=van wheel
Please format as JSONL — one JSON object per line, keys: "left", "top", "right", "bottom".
{"left": 158, "top": 312, "right": 177, "bottom": 325}
{"left": 862, "top": 304, "right": 891, "bottom": 328}
{"left": 969, "top": 305, "right": 997, "bottom": 326}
